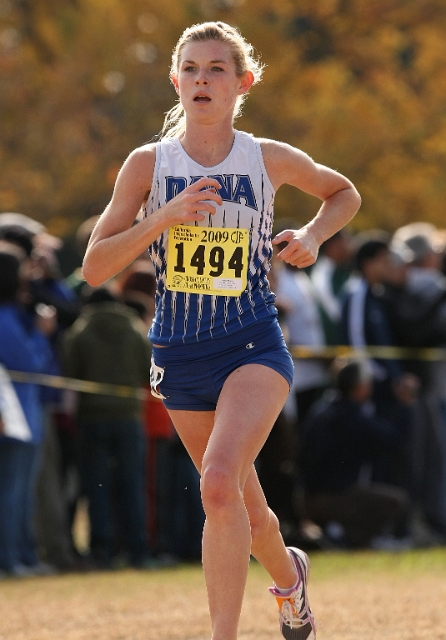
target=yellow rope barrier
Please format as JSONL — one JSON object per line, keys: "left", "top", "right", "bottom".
{"left": 289, "top": 345, "right": 446, "bottom": 361}
{"left": 4, "top": 345, "right": 446, "bottom": 398}
{"left": 6, "top": 370, "right": 148, "bottom": 400}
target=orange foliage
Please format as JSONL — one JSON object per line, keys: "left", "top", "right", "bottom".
{"left": 1, "top": 0, "right": 446, "bottom": 236}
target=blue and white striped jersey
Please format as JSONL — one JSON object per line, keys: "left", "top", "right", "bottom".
{"left": 144, "top": 130, "right": 278, "bottom": 345}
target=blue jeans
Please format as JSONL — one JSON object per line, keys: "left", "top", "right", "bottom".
{"left": 0, "top": 439, "right": 40, "bottom": 571}
{"left": 79, "top": 418, "right": 148, "bottom": 566}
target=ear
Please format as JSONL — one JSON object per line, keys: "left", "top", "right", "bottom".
{"left": 171, "top": 74, "right": 180, "bottom": 95}
{"left": 238, "top": 70, "right": 254, "bottom": 95}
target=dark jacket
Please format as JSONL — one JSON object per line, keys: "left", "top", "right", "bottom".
{"left": 341, "top": 278, "right": 402, "bottom": 382}
{"left": 301, "top": 391, "right": 405, "bottom": 494}
{"left": 62, "top": 302, "right": 151, "bottom": 422}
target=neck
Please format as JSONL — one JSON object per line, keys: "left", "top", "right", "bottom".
{"left": 179, "top": 119, "right": 236, "bottom": 167}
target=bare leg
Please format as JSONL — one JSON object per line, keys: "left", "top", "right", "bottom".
{"left": 244, "top": 467, "right": 298, "bottom": 589}
{"left": 168, "top": 364, "right": 297, "bottom": 639}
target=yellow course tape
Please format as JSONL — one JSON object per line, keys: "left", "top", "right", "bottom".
{"left": 289, "top": 345, "right": 446, "bottom": 361}
{"left": 6, "top": 370, "right": 148, "bottom": 400}
{"left": 5, "top": 345, "right": 446, "bottom": 398}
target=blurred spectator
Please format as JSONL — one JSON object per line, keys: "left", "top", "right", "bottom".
{"left": 342, "top": 233, "right": 418, "bottom": 408}
{"left": 272, "top": 246, "right": 328, "bottom": 524}
{"left": 341, "top": 232, "right": 418, "bottom": 491}
{"left": 117, "top": 264, "right": 203, "bottom": 561}
{"left": 310, "top": 229, "right": 354, "bottom": 344}
{"left": 301, "top": 359, "right": 411, "bottom": 549}
{"left": 61, "top": 287, "right": 152, "bottom": 569}
{"left": 28, "top": 240, "right": 82, "bottom": 571}
{"left": 388, "top": 223, "right": 446, "bottom": 351}
{"left": 0, "top": 214, "right": 82, "bottom": 569}
{"left": 119, "top": 259, "right": 156, "bottom": 298}
{"left": 0, "top": 212, "right": 44, "bottom": 251}
{"left": 0, "top": 250, "right": 57, "bottom": 577}
{"left": 383, "top": 248, "right": 446, "bottom": 351}
{"left": 167, "top": 433, "right": 205, "bottom": 561}
{"left": 272, "top": 222, "right": 329, "bottom": 422}
{"left": 118, "top": 260, "right": 156, "bottom": 326}
{"left": 392, "top": 222, "right": 443, "bottom": 285}
{"left": 274, "top": 247, "right": 328, "bottom": 427}
{"left": 257, "top": 233, "right": 329, "bottom": 543}
{"left": 117, "top": 266, "right": 168, "bottom": 555}
{"left": 385, "top": 223, "right": 446, "bottom": 540}
{"left": 256, "top": 409, "right": 298, "bottom": 544}
{"left": 26, "top": 240, "right": 80, "bottom": 330}
{"left": 0, "top": 213, "right": 79, "bottom": 327}
{"left": 143, "top": 392, "right": 175, "bottom": 555}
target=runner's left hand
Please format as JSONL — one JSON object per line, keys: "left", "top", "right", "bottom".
{"left": 272, "top": 228, "right": 319, "bottom": 268}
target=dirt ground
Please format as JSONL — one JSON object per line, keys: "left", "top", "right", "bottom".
{"left": 1, "top": 551, "right": 446, "bottom": 640}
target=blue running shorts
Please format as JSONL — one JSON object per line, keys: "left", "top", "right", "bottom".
{"left": 150, "top": 318, "right": 294, "bottom": 411}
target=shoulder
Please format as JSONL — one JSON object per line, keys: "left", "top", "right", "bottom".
{"left": 258, "top": 137, "right": 303, "bottom": 162}
{"left": 109, "top": 142, "right": 158, "bottom": 203}
{"left": 257, "top": 138, "right": 315, "bottom": 190}
{"left": 122, "top": 142, "right": 158, "bottom": 178}
{"left": 257, "top": 137, "right": 358, "bottom": 203}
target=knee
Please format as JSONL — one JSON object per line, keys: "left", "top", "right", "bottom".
{"left": 200, "top": 464, "right": 241, "bottom": 516}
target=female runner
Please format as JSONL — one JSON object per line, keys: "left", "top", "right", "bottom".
{"left": 83, "top": 21, "right": 361, "bottom": 640}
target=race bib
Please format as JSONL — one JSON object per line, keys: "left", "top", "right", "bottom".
{"left": 166, "top": 225, "right": 249, "bottom": 296}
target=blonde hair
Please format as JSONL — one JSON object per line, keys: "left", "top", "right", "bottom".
{"left": 160, "top": 21, "right": 264, "bottom": 138}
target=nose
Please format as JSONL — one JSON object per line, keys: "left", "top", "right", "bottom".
{"left": 195, "top": 71, "right": 209, "bottom": 85}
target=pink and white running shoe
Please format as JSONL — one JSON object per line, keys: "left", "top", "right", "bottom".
{"left": 269, "top": 547, "right": 317, "bottom": 640}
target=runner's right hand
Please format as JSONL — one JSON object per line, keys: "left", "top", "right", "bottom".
{"left": 162, "top": 177, "right": 222, "bottom": 226}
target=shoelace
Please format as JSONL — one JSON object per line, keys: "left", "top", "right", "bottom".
{"left": 280, "top": 586, "right": 312, "bottom": 630}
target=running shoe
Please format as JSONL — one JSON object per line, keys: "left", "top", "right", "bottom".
{"left": 269, "top": 547, "right": 316, "bottom": 640}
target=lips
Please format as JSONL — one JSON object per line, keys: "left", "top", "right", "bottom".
{"left": 193, "top": 94, "right": 211, "bottom": 102}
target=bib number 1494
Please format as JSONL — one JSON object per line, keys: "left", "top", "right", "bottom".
{"left": 166, "top": 225, "right": 249, "bottom": 296}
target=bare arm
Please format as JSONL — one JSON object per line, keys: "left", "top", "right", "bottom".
{"left": 82, "top": 145, "right": 223, "bottom": 287}
{"left": 261, "top": 140, "right": 361, "bottom": 268}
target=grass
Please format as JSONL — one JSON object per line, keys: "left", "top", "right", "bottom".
{"left": 310, "top": 545, "right": 446, "bottom": 577}
{"left": 1, "top": 548, "right": 446, "bottom": 639}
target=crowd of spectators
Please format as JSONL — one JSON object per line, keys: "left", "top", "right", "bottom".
{"left": 2, "top": 212, "right": 446, "bottom": 578}
{"left": 0, "top": 212, "right": 203, "bottom": 578}
{"left": 262, "top": 221, "right": 446, "bottom": 551}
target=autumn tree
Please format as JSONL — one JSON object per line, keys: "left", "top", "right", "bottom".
{"left": 1, "top": 0, "right": 446, "bottom": 238}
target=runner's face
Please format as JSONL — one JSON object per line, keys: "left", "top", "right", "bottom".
{"left": 173, "top": 41, "right": 251, "bottom": 123}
